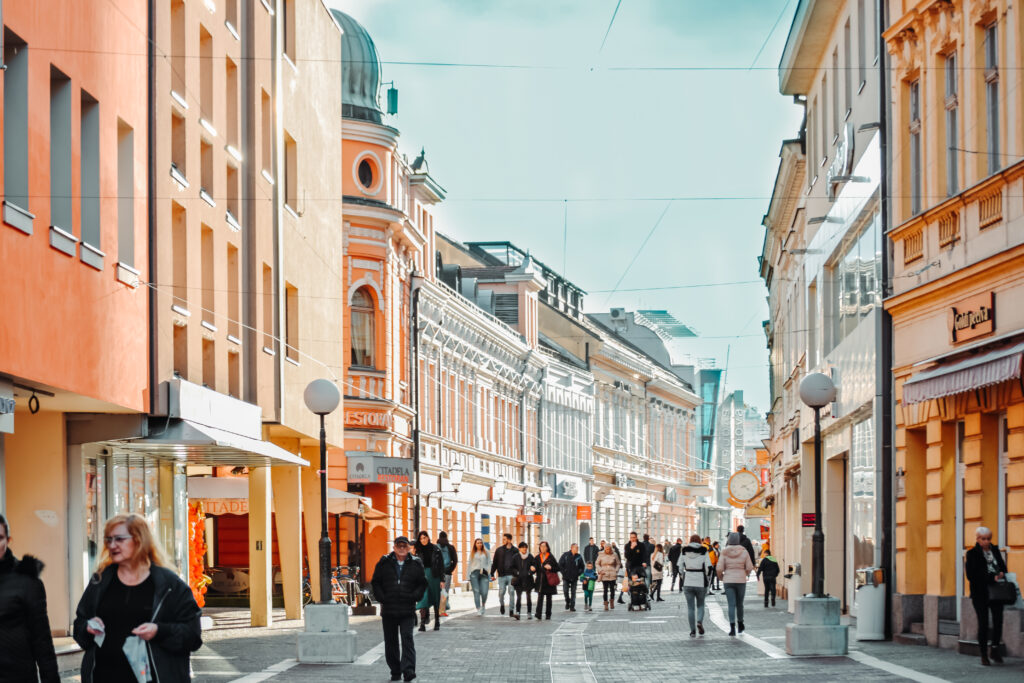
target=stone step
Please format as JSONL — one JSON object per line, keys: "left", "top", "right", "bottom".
{"left": 909, "top": 622, "right": 924, "bottom": 635}
{"left": 938, "top": 619, "right": 960, "bottom": 636}
{"left": 893, "top": 632, "right": 927, "bottom": 647}
{"left": 938, "top": 634, "right": 959, "bottom": 650}
{"left": 958, "top": 639, "right": 1006, "bottom": 657}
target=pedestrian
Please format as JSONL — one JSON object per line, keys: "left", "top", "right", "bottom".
{"left": 757, "top": 550, "right": 780, "bottom": 608}
{"left": 511, "top": 542, "right": 534, "bottom": 620}
{"left": 73, "top": 513, "right": 201, "bottom": 683}
{"left": 667, "top": 537, "right": 683, "bottom": 591}
{"left": 0, "top": 514, "right": 59, "bottom": 682}
{"left": 736, "top": 525, "right": 756, "bottom": 565}
{"left": 717, "top": 532, "right": 754, "bottom": 636}
{"left": 680, "top": 534, "right": 710, "bottom": 637}
{"left": 642, "top": 534, "right": 655, "bottom": 586}
{"left": 558, "top": 543, "right": 585, "bottom": 612}
{"left": 371, "top": 536, "right": 426, "bottom": 682}
{"left": 582, "top": 562, "right": 598, "bottom": 612}
{"left": 532, "top": 541, "right": 560, "bottom": 620}
{"left": 595, "top": 544, "right": 620, "bottom": 610}
{"left": 490, "top": 533, "right": 517, "bottom": 617}
{"left": 650, "top": 543, "right": 665, "bottom": 602}
{"left": 435, "top": 531, "right": 458, "bottom": 617}
{"left": 413, "top": 531, "right": 443, "bottom": 631}
{"left": 611, "top": 542, "right": 621, "bottom": 563}
{"left": 624, "top": 531, "right": 649, "bottom": 581}
{"left": 965, "top": 526, "right": 1010, "bottom": 666}
{"left": 467, "top": 538, "right": 490, "bottom": 616}
{"left": 708, "top": 540, "right": 721, "bottom": 591}
{"left": 583, "top": 537, "right": 600, "bottom": 566}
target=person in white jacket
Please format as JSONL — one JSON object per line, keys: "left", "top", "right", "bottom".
{"left": 679, "top": 534, "right": 710, "bottom": 637}
{"left": 717, "top": 532, "right": 755, "bottom": 635}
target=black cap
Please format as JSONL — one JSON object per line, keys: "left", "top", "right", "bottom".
{"left": 394, "top": 536, "right": 410, "bottom": 545}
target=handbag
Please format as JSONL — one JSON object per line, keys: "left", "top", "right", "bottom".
{"left": 988, "top": 580, "right": 1018, "bottom": 605}
{"left": 546, "top": 570, "right": 560, "bottom": 588}
{"left": 654, "top": 561, "right": 663, "bottom": 572}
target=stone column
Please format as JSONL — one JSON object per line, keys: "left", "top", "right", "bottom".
{"left": 248, "top": 466, "right": 272, "bottom": 627}
{"left": 271, "top": 464, "right": 303, "bottom": 620}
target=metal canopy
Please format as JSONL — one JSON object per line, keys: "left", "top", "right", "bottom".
{"left": 102, "top": 419, "right": 309, "bottom": 467}
{"left": 902, "top": 341, "right": 1024, "bottom": 405}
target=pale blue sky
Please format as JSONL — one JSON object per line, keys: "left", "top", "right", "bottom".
{"left": 330, "top": 0, "right": 804, "bottom": 411}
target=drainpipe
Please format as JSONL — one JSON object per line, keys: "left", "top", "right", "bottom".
{"left": 147, "top": 0, "right": 158, "bottom": 415}
{"left": 877, "top": 0, "right": 894, "bottom": 641}
{"left": 410, "top": 273, "right": 421, "bottom": 533}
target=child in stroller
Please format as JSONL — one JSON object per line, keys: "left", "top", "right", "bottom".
{"left": 627, "top": 573, "right": 650, "bottom": 611}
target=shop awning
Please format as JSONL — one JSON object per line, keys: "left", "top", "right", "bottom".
{"left": 111, "top": 419, "right": 309, "bottom": 467}
{"left": 187, "top": 477, "right": 380, "bottom": 518}
{"left": 902, "top": 341, "right": 1024, "bottom": 405}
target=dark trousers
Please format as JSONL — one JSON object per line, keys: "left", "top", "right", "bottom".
{"left": 514, "top": 587, "right": 532, "bottom": 615}
{"left": 763, "top": 578, "right": 777, "bottom": 605}
{"left": 971, "top": 597, "right": 1004, "bottom": 651}
{"left": 708, "top": 566, "right": 720, "bottom": 590}
{"left": 651, "top": 578, "right": 662, "bottom": 599}
{"left": 563, "top": 578, "right": 578, "bottom": 608}
{"left": 670, "top": 564, "right": 680, "bottom": 589}
{"left": 602, "top": 580, "right": 617, "bottom": 602}
{"left": 381, "top": 614, "right": 416, "bottom": 678}
{"left": 535, "top": 591, "right": 552, "bottom": 618}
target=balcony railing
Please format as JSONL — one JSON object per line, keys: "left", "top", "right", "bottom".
{"left": 348, "top": 369, "right": 386, "bottom": 401}
{"left": 978, "top": 188, "right": 1002, "bottom": 229}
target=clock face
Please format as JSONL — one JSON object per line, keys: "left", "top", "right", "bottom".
{"left": 728, "top": 470, "right": 760, "bottom": 502}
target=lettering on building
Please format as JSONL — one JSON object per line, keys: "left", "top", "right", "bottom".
{"left": 949, "top": 292, "right": 995, "bottom": 343}
{"left": 345, "top": 410, "right": 394, "bottom": 430}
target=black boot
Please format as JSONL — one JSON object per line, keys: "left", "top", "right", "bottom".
{"left": 418, "top": 609, "right": 427, "bottom": 632}
{"left": 433, "top": 608, "right": 440, "bottom": 631}
{"left": 729, "top": 623, "right": 736, "bottom": 636}
{"left": 991, "top": 645, "right": 1003, "bottom": 664}
{"left": 738, "top": 620, "right": 745, "bottom": 633}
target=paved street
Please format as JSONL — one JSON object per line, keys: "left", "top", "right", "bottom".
{"left": 71, "top": 580, "right": 1016, "bottom": 683}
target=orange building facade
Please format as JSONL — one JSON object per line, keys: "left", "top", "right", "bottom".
{"left": 884, "top": 0, "right": 1024, "bottom": 653}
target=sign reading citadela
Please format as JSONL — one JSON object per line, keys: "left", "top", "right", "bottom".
{"left": 346, "top": 452, "right": 414, "bottom": 484}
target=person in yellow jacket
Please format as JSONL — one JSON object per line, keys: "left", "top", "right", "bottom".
{"left": 707, "top": 540, "right": 721, "bottom": 592}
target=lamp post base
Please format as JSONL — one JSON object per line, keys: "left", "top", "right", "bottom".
{"left": 297, "top": 604, "right": 357, "bottom": 663}
{"left": 785, "top": 596, "right": 848, "bottom": 656}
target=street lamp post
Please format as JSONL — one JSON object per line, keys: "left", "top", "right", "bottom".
{"left": 798, "top": 372, "right": 837, "bottom": 598}
{"left": 304, "top": 379, "right": 341, "bottom": 605}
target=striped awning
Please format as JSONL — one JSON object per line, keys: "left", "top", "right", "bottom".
{"left": 902, "top": 341, "right": 1024, "bottom": 405}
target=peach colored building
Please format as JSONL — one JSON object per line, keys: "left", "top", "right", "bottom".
{"left": 1, "top": 0, "right": 150, "bottom": 634}
{"left": 884, "top": 0, "right": 1024, "bottom": 653}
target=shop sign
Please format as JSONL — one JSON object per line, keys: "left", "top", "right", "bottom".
{"left": 801, "top": 513, "right": 816, "bottom": 527}
{"left": 345, "top": 409, "right": 394, "bottom": 430}
{"left": 0, "top": 379, "right": 14, "bottom": 434}
{"left": 204, "top": 499, "right": 249, "bottom": 516}
{"left": 516, "top": 514, "right": 544, "bottom": 524}
{"left": 760, "top": 467, "right": 770, "bottom": 486}
{"left": 576, "top": 505, "right": 592, "bottom": 521}
{"left": 346, "top": 453, "right": 413, "bottom": 483}
{"left": 950, "top": 292, "right": 995, "bottom": 343}
{"left": 760, "top": 526, "right": 770, "bottom": 541}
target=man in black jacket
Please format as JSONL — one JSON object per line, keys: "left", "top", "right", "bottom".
{"left": 583, "top": 538, "right": 599, "bottom": 566}
{"left": 756, "top": 552, "right": 781, "bottom": 607}
{"left": 490, "top": 533, "right": 517, "bottom": 616}
{"left": 558, "top": 544, "right": 586, "bottom": 611}
{"left": 624, "top": 532, "right": 649, "bottom": 578}
{"left": 667, "top": 538, "right": 683, "bottom": 591}
{"left": 965, "top": 527, "right": 1009, "bottom": 665}
{"left": 736, "top": 525, "right": 756, "bottom": 564}
{"left": 371, "top": 537, "right": 427, "bottom": 682}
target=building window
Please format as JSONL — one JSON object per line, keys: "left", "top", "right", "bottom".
{"left": 820, "top": 75, "right": 828, "bottom": 163}
{"left": 284, "top": 131, "right": 297, "bottom": 211}
{"left": 171, "top": 0, "right": 186, "bottom": 99}
{"left": 199, "top": 24, "right": 213, "bottom": 123}
{"left": 358, "top": 159, "right": 374, "bottom": 189}
{"left": 808, "top": 98, "right": 817, "bottom": 184}
{"left": 200, "top": 140, "right": 214, "bottom": 201}
{"left": 827, "top": 215, "right": 880, "bottom": 351}
{"left": 117, "top": 121, "right": 135, "bottom": 265}
{"left": 225, "top": 57, "right": 239, "bottom": 150}
{"left": 227, "top": 244, "right": 240, "bottom": 339}
{"left": 857, "top": 0, "right": 866, "bottom": 88}
{"left": 843, "top": 20, "right": 852, "bottom": 117}
{"left": 80, "top": 91, "right": 101, "bottom": 250}
{"left": 909, "top": 80, "right": 922, "bottom": 216}
{"left": 171, "top": 112, "right": 187, "bottom": 180}
{"left": 285, "top": 283, "right": 299, "bottom": 362}
{"left": 283, "top": 0, "right": 296, "bottom": 64}
{"left": 831, "top": 49, "right": 839, "bottom": 139}
{"left": 261, "top": 89, "right": 272, "bottom": 179}
{"left": 262, "top": 264, "right": 274, "bottom": 350}
{"left": 50, "top": 66, "right": 73, "bottom": 232}
{"left": 201, "top": 225, "right": 214, "bottom": 326}
{"left": 3, "top": 30, "right": 29, "bottom": 213}
{"left": 225, "top": 0, "right": 238, "bottom": 35}
{"left": 984, "top": 23, "right": 999, "bottom": 175}
{"left": 351, "top": 287, "right": 376, "bottom": 367}
{"left": 202, "top": 338, "right": 215, "bottom": 389}
{"left": 945, "top": 52, "right": 959, "bottom": 196}
{"left": 172, "top": 202, "right": 188, "bottom": 307}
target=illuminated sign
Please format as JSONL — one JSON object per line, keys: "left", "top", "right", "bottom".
{"left": 346, "top": 453, "right": 413, "bottom": 484}
{"left": 345, "top": 410, "right": 394, "bottom": 430}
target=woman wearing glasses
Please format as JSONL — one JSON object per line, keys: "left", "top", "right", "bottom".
{"left": 73, "top": 513, "right": 202, "bottom": 682}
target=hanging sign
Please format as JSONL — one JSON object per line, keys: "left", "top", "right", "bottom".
{"left": 949, "top": 292, "right": 995, "bottom": 343}
{"left": 576, "top": 505, "right": 592, "bottom": 521}
{"left": 801, "top": 513, "right": 816, "bottom": 527}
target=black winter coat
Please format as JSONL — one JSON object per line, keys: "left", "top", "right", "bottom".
{"left": 511, "top": 553, "right": 535, "bottom": 591}
{"left": 0, "top": 550, "right": 59, "bottom": 683}
{"left": 965, "top": 543, "right": 1008, "bottom": 602}
{"left": 667, "top": 543, "right": 682, "bottom": 566}
{"left": 582, "top": 544, "right": 600, "bottom": 565}
{"left": 558, "top": 552, "right": 585, "bottom": 581}
{"left": 738, "top": 533, "right": 756, "bottom": 564}
{"left": 74, "top": 564, "right": 202, "bottom": 683}
{"left": 436, "top": 541, "right": 458, "bottom": 576}
{"left": 757, "top": 557, "right": 781, "bottom": 581}
{"left": 371, "top": 553, "right": 427, "bottom": 617}
{"left": 624, "top": 541, "right": 649, "bottom": 573}
{"left": 414, "top": 542, "right": 445, "bottom": 577}
{"left": 532, "top": 553, "right": 560, "bottom": 595}
{"left": 491, "top": 545, "right": 518, "bottom": 577}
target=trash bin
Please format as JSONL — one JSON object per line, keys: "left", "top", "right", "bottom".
{"left": 854, "top": 567, "right": 885, "bottom": 640}
{"left": 784, "top": 563, "right": 801, "bottom": 614}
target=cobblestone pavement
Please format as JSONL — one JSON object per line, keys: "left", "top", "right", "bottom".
{"left": 61, "top": 580, "right": 1024, "bottom": 682}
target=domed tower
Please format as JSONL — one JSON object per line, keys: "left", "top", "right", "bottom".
{"left": 331, "top": 10, "right": 384, "bottom": 123}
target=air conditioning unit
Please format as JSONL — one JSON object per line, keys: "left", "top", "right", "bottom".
{"left": 609, "top": 308, "right": 626, "bottom": 320}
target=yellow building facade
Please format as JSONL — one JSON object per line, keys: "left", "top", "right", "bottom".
{"left": 884, "top": 0, "right": 1024, "bottom": 653}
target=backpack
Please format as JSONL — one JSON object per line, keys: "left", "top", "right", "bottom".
{"left": 439, "top": 544, "right": 451, "bottom": 571}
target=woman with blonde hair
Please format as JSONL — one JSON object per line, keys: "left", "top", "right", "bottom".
{"left": 467, "top": 538, "right": 491, "bottom": 616}
{"left": 73, "top": 513, "right": 202, "bottom": 682}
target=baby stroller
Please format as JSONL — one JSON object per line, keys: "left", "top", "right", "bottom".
{"left": 627, "top": 576, "right": 651, "bottom": 611}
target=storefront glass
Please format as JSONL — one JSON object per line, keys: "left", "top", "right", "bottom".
{"left": 851, "top": 417, "right": 875, "bottom": 571}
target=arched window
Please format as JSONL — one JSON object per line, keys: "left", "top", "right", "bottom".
{"left": 350, "top": 287, "right": 375, "bottom": 368}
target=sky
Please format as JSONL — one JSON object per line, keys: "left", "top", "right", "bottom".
{"left": 328, "top": 0, "right": 804, "bottom": 412}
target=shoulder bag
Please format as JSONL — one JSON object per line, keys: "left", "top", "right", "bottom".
{"left": 546, "top": 569, "right": 560, "bottom": 588}
{"left": 988, "top": 580, "right": 1018, "bottom": 606}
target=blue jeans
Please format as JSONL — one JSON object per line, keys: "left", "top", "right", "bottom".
{"left": 496, "top": 575, "right": 514, "bottom": 608}
{"left": 469, "top": 571, "right": 489, "bottom": 609}
{"left": 683, "top": 586, "right": 705, "bottom": 630}
{"left": 724, "top": 582, "right": 746, "bottom": 624}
